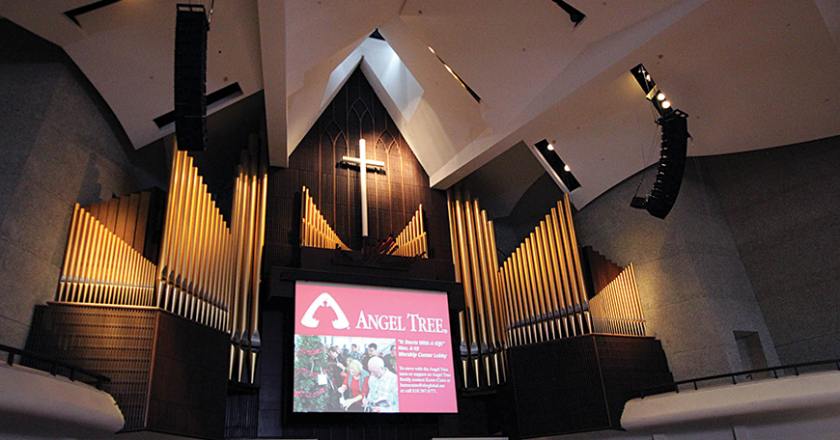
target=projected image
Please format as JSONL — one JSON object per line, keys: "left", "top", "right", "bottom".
{"left": 293, "top": 336, "right": 398, "bottom": 412}
{"left": 292, "top": 282, "right": 458, "bottom": 414}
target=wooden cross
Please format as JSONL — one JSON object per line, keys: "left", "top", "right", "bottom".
{"left": 339, "top": 139, "right": 385, "bottom": 238}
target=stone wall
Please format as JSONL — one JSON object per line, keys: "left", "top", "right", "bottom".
{"left": 0, "top": 20, "right": 163, "bottom": 348}
{"left": 572, "top": 161, "right": 779, "bottom": 381}
{"left": 704, "top": 135, "right": 840, "bottom": 365}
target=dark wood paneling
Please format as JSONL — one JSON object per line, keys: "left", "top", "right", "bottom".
{"left": 581, "top": 246, "right": 623, "bottom": 299}
{"left": 25, "top": 303, "right": 229, "bottom": 439}
{"left": 82, "top": 187, "right": 166, "bottom": 264}
{"left": 264, "top": 67, "right": 452, "bottom": 269}
{"left": 146, "top": 310, "right": 229, "bottom": 439}
{"left": 507, "top": 334, "right": 672, "bottom": 438}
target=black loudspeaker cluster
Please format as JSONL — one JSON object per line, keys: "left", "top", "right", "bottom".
{"left": 631, "top": 110, "right": 689, "bottom": 219}
{"left": 174, "top": 4, "right": 209, "bottom": 151}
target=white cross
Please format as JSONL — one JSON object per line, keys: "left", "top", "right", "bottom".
{"left": 339, "top": 139, "right": 385, "bottom": 238}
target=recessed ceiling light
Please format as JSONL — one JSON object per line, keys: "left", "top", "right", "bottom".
{"left": 661, "top": 100, "right": 671, "bottom": 109}
{"left": 657, "top": 93, "right": 666, "bottom": 101}
{"left": 547, "top": 144, "right": 554, "bottom": 151}
{"left": 564, "top": 165, "right": 571, "bottom": 172}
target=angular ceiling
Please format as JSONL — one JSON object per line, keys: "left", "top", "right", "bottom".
{"left": 2, "top": 0, "right": 839, "bottom": 209}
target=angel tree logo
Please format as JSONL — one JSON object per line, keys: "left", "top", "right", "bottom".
{"left": 300, "top": 292, "right": 351, "bottom": 330}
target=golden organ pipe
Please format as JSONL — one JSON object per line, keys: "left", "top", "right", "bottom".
{"left": 545, "top": 213, "right": 569, "bottom": 338}
{"left": 445, "top": 191, "right": 468, "bottom": 387}
{"left": 537, "top": 223, "right": 559, "bottom": 340}
{"left": 470, "top": 201, "right": 491, "bottom": 384}
{"left": 542, "top": 217, "right": 562, "bottom": 338}
{"left": 157, "top": 151, "right": 180, "bottom": 308}
{"left": 58, "top": 205, "right": 81, "bottom": 302}
{"left": 509, "top": 253, "right": 522, "bottom": 342}
{"left": 453, "top": 190, "right": 480, "bottom": 385}
{"left": 508, "top": 260, "right": 523, "bottom": 346}
{"left": 523, "top": 238, "right": 542, "bottom": 342}
{"left": 514, "top": 250, "right": 533, "bottom": 344}
{"left": 486, "top": 218, "right": 505, "bottom": 382}
{"left": 529, "top": 237, "right": 547, "bottom": 341}
{"left": 473, "top": 204, "right": 495, "bottom": 385}
{"left": 464, "top": 198, "right": 490, "bottom": 385}
{"left": 533, "top": 233, "right": 554, "bottom": 340}
{"left": 550, "top": 207, "right": 575, "bottom": 336}
{"left": 502, "top": 262, "right": 516, "bottom": 347}
{"left": 501, "top": 261, "right": 514, "bottom": 346}
{"left": 250, "top": 145, "right": 268, "bottom": 384}
{"left": 533, "top": 229, "right": 556, "bottom": 340}
{"left": 561, "top": 195, "right": 591, "bottom": 333}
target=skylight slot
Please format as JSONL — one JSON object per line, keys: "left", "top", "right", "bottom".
{"left": 154, "top": 82, "right": 242, "bottom": 128}
{"left": 551, "top": 0, "right": 586, "bottom": 27}
{"left": 64, "top": 0, "right": 122, "bottom": 27}
{"left": 535, "top": 139, "right": 581, "bottom": 191}
{"left": 427, "top": 46, "right": 481, "bottom": 103}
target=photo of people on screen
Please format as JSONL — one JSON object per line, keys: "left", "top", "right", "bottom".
{"left": 364, "top": 356, "right": 398, "bottom": 412}
{"left": 293, "top": 335, "right": 398, "bottom": 413}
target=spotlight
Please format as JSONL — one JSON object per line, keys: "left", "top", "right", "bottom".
{"left": 630, "top": 63, "right": 674, "bottom": 117}
{"left": 533, "top": 139, "right": 580, "bottom": 191}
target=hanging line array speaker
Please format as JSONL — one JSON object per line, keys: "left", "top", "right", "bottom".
{"left": 631, "top": 109, "right": 689, "bottom": 219}
{"left": 174, "top": 4, "right": 209, "bottom": 151}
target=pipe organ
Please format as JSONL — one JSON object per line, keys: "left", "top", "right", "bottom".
{"left": 56, "top": 141, "right": 267, "bottom": 384}
{"left": 390, "top": 205, "right": 427, "bottom": 258}
{"left": 227, "top": 137, "right": 268, "bottom": 384}
{"left": 499, "top": 194, "right": 593, "bottom": 349}
{"left": 57, "top": 203, "right": 157, "bottom": 306}
{"left": 156, "top": 149, "right": 232, "bottom": 330}
{"left": 448, "top": 190, "right": 649, "bottom": 390}
{"left": 300, "top": 186, "right": 350, "bottom": 250}
{"left": 447, "top": 189, "right": 506, "bottom": 389}
{"left": 589, "top": 263, "right": 646, "bottom": 336}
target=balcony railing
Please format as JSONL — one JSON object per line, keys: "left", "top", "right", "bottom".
{"left": 636, "top": 358, "right": 840, "bottom": 399}
{"left": 0, "top": 343, "right": 111, "bottom": 392}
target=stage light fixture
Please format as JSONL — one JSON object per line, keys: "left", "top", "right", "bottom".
{"left": 532, "top": 140, "right": 581, "bottom": 191}
{"left": 631, "top": 63, "right": 674, "bottom": 117}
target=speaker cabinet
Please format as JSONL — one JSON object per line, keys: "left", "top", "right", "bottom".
{"left": 175, "top": 4, "right": 208, "bottom": 151}
{"left": 632, "top": 110, "right": 689, "bottom": 219}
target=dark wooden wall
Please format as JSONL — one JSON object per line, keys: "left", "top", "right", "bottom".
{"left": 26, "top": 303, "right": 230, "bottom": 439}
{"left": 581, "top": 246, "right": 623, "bottom": 299}
{"left": 263, "top": 67, "right": 452, "bottom": 269}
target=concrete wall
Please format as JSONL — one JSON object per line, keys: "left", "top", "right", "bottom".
{"left": 573, "top": 161, "right": 779, "bottom": 380}
{"left": 704, "top": 135, "right": 840, "bottom": 365}
{"left": 0, "top": 20, "right": 163, "bottom": 349}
